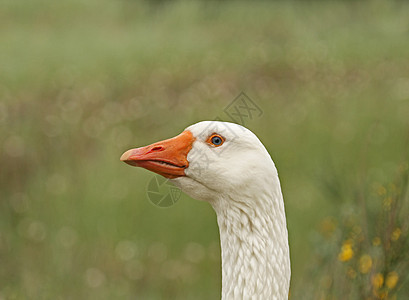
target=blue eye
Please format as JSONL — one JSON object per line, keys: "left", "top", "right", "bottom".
{"left": 211, "top": 136, "right": 222, "bottom": 145}
{"left": 209, "top": 134, "right": 224, "bottom": 146}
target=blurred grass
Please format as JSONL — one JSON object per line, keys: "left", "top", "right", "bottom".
{"left": 297, "top": 164, "right": 409, "bottom": 299}
{"left": 1, "top": 0, "right": 409, "bottom": 298}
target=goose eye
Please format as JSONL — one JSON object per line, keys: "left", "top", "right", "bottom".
{"left": 207, "top": 134, "right": 225, "bottom": 147}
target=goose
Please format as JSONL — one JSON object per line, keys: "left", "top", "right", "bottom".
{"left": 120, "top": 121, "right": 291, "bottom": 300}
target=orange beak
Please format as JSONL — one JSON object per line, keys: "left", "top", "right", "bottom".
{"left": 120, "top": 130, "right": 194, "bottom": 179}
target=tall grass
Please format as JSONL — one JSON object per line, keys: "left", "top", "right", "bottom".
{"left": 1, "top": 0, "right": 409, "bottom": 298}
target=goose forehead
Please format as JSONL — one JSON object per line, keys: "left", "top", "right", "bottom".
{"left": 185, "top": 121, "right": 250, "bottom": 139}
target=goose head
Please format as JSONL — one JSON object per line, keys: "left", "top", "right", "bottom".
{"left": 121, "top": 121, "right": 278, "bottom": 205}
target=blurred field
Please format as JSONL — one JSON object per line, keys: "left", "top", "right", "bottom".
{"left": 1, "top": 0, "right": 409, "bottom": 299}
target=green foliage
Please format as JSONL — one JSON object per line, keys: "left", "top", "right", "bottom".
{"left": 1, "top": 0, "right": 409, "bottom": 299}
{"left": 298, "top": 164, "right": 409, "bottom": 299}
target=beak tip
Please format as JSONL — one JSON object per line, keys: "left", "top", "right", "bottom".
{"left": 120, "top": 150, "right": 132, "bottom": 162}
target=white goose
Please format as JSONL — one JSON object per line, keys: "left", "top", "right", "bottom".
{"left": 121, "top": 121, "right": 291, "bottom": 300}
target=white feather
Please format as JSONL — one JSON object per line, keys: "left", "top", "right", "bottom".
{"left": 172, "top": 121, "right": 291, "bottom": 300}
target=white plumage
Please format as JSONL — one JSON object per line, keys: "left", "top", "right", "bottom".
{"left": 121, "top": 121, "right": 291, "bottom": 299}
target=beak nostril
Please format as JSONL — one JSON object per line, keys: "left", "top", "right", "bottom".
{"left": 150, "top": 146, "right": 164, "bottom": 152}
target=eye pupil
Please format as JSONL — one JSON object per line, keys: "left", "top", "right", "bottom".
{"left": 211, "top": 136, "right": 222, "bottom": 145}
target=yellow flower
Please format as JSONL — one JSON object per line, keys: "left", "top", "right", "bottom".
{"left": 359, "top": 254, "right": 372, "bottom": 274}
{"left": 378, "top": 291, "right": 388, "bottom": 299}
{"left": 383, "top": 197, "right": 392, "bottom": 210}
{"left": 391, "top": 228, "right": 401, "bottom": 241}
{"left": 372, "top": 273, "right": 384, "bottom": 289}
{"left": 338, "top": 240, "right": 354, "bottom": 262}
{"left": 377, "top": 185, "right": 387, "bottom": 196}
{"left": 386, "top": 271, "right": 399, "bottom": 289}
{"left": 372, "top": 237, "right": 381, "bottom": 246}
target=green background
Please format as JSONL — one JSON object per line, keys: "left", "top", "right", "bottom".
{"left": 1, "top": 0, "right": 409, "bottom": 298}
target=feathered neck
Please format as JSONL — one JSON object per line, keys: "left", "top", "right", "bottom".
{"left": 210, "top": 177, "right": 291, "bottom": 300}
